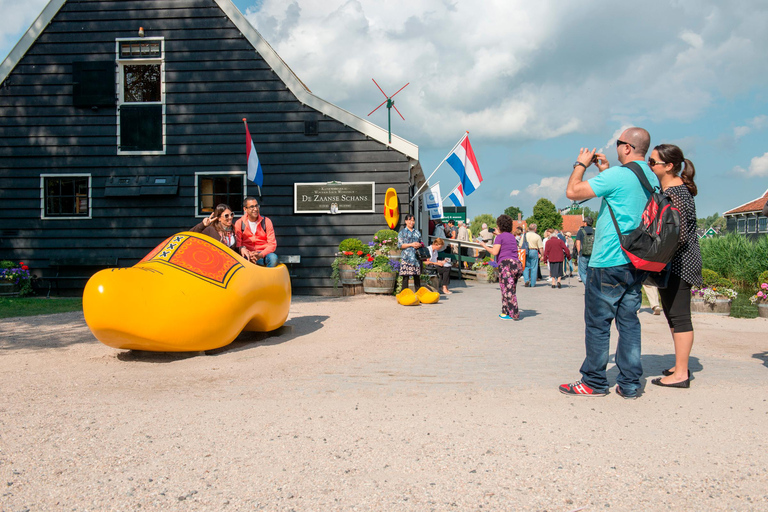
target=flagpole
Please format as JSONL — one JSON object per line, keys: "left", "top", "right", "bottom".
{"left": 411, "top": 132, "right": 469, "bottom": 201}
{"left": 441, "top": 184, "right": 460, "bottom": 205}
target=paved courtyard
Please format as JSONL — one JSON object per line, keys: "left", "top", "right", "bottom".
{"left": 1, "top": 278, "right": 767, "bottom": 511}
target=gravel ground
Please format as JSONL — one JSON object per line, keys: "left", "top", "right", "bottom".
{"left": 1, "top": 278, "right": 767, "bottom": 511}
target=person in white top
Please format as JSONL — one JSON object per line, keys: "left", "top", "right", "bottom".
{"left": 424, "top": 238, "right": 452, "bottom": 294}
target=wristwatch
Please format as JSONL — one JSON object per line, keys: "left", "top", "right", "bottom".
{"left": 573, "top": 161, "right": 587, "bottom": 169}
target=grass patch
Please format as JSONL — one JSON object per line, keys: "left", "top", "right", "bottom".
{"left": 0, "top": 297, "right": 83, "bottom": 319}
{"left": 730, "top": 287, "right": 758, "bottom": 319}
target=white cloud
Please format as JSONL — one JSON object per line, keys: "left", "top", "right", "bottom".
{"left": 509, "top": 190, "right": 520, "bottom": 196}
{"left": 733, "top": 115, "right": 768, "bottom": 139}
{"left": 747, "top": 152, "right": 768, "bottom": 177}
{"left": 679, "top": 30, "right": 704, "bottom": 49}
{"left": 525, "top": 176, "right": 568, "bottom": 203}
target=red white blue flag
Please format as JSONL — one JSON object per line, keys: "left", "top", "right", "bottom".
{"left": 243, "top": 119, "right": 263, "bottom": 187}
{"left": 447, "top": 184, "right": 465, "bottom": 207}
{"left": 446, "top": 134, "right": 482, "bottom": 196}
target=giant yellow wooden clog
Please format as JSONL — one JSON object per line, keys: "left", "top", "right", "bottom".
{"left": 384, "top": 187, "right": 399, "bottom": 229}
{"left": 83, "top": 232, "right": 291, "bottom": 352}
{"left": 416, "top": 286, "right": 440, "bottom": 304}
{"left": 396, "top": 288, "right": 420, "bottom": 306}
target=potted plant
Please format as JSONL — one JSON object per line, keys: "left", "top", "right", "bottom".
{"left": 372, "top": 229, "right": 399, "bottom": 257}
{"left": 748, "top": 271, "right": 768, "bottom": 318}
{"left": 472, "top": 257, "right": 498, "bottom": 283}
{"left": 330, "top": 238, "right": 370, "bottom": 288}
{"left": 690, "top": 270, "right": 737, "bottom": 315}
{"left": 357, "top": 255, "right": 399, "bottom": 294}
{"left": 0, "top": 260, "right": 33, "bottom": 297}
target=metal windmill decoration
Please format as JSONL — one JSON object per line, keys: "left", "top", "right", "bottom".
{"left": 367, "top": 78, "right": 409, "bottom": 143}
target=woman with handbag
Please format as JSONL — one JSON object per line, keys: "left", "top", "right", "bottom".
{"left": 397, "top": 214, "right": 423, "bottom": 291}
{"left": 648, "top": 144, "right": 702, "bottom": 389}
{"left": 478, "top": 215, "right": 523, "bottom": 320}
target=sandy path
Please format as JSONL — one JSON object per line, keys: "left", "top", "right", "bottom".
{"left": 1, "top": 280, "right": 767, "bottom": 511}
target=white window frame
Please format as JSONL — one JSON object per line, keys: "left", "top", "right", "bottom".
{"left": 737, "top": 217, "right": 746, "bottom": 233}
{"left": 194, "top": 171, "right": 247, "bottom": 217}
{"left": 116, "top": 37, "right": 166, "bottom": 155}
{"left": 747, "top": 216, "right": 757, "bottom": 233}
{"left": 40, "top": 173, "right": 92, "bottom": 220}
{"left": 759, "top": 216, "right": 768, "bottom": 233}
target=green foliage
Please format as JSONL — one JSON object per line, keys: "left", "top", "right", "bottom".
{"left": 504, "top": 206, "right": 523, "bottom": 220}
{"left": 470, "top": 214, "right": 496, "bottom": 236}
{"left": 0, "top": 260, "right": 15, "bottom": 269}
{"left": 700, "top": 233, "right": 768, "bottom": 287}
{"left": 527, "top": 198, "right": 563, "bottom": 234}
{"left": 373, "top": 230, "right": 398, "bottom": 253}
{"left": 338, "top": 238, "right": 369, "bottom": 254}
{"left": 0, "top": 297, "right": 83, "bottom": 319}
{"left": 581, "top": 206, "right": 600, "bottom": 222}
{"left": 701, "top": 269, "right": 720, "bottom": 287}
{"left": 758, "top": 270, "right": 768, "bottom": 286}
{"left": 697, "top": 212, "right": 726, "bottom": 230}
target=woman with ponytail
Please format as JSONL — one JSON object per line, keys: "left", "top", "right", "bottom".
{"left": 647, "top": 144, "right": 703, "bottom": 389}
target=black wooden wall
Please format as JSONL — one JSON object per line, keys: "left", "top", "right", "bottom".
{"left": 0, "top": 0, "right": 415, "bottom": 295}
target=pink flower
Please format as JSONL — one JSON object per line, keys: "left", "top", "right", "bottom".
{"left": 758, "top": 292, "right": 765, "bottom": 298}
{"left": 761, "top": 283, "right": 768, "bottom": 289}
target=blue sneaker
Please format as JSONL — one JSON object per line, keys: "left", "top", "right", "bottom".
{"left": 498, "top": 314, "right": 512, "bottom": 320}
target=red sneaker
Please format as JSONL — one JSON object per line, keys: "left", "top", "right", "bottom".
{"left": 558, "top": 380, "right": 608, "bottom": 397}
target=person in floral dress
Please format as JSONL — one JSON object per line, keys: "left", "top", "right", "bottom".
{"left": 397, "top": 214, "right": 423, "bottom": 291}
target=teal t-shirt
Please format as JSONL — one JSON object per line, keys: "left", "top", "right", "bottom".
{"left": 587, "top": 161, "right": 660, "bottom": 268}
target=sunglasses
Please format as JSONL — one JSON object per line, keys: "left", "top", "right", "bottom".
{"left": 222, "top": 214, "right": 233, "bottom": 219}
{"left": 616, "top": 139, "right": 636, "bottom": 150}
{"left": 648, "top": 158, "right": 667, "bottom": 167}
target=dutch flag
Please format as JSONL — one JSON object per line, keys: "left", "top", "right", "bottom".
{"left": 446, "top": 134, "right": 482, "bottom": 196}
{"left": 447, "top": 184, "right": 465, "bottom": 207}
{"left": 243, "top": 118, "right": 263, "bottom": 188}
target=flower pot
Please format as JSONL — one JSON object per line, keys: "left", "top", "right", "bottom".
{"left": 691, "top": 297, "right": 731, "bottom": 315}
{"left": 363, "top": 271, "right": 397, "bottom": 294}
{"left": 475, "top": 269, "right": 498, "bottom": 283}
{"left": 0, "top": 282, "right": 20, "bottom": 297}
{"left": 338, "top": 264, "right": 359, "bottom": 286}
{"left": 758, "top": 303, "right": 768, "bottom": 318}
{"left": 388, "top": 250, "right": 402, "bottom": 260}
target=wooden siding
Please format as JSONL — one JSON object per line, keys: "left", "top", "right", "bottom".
{"left": 0, "top": 0, "right": 417, "bottom": 295}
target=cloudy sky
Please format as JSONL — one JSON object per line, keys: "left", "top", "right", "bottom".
{"left": 3, "top": 0, "right": 767, "bottom": 220}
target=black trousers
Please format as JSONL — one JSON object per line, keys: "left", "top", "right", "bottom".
{"left": 658, "top": 272, "right": 694, "bottom": 333}
{"left": 433, "top": 266, "right": 451, "bottom": 288}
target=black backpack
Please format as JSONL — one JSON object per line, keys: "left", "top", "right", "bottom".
{"left": 604, "top": 161, "right": 680, "bottom": 272}
{"left": 579, "top": 227, "right": 595, "bottom": 256}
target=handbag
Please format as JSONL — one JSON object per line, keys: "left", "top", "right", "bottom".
{"left": 415, "top": 244, "right": 431, "bottom": 261}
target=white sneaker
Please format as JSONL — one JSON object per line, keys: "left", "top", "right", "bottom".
{"left": 577, "top": 277, "right": 582, "bottom": 282}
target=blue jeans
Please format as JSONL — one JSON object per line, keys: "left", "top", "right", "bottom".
{"left": 256, "top": 253, "right": 278, "bottom": 267}
{"left": 580, "top": 264, "right": 646, "bottom": 395}
{"left": 578, "top": 255, "right": 590, "bottom": 283}
{"left": 523, "top": 250, "right": 539, "bottom": 287}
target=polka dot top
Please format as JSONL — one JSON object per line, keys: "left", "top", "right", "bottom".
{"left": 665, "top": 184, "right": 703, "bottom": 288}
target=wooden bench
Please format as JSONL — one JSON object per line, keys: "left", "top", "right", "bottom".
{"left": 45, "top": 257, "right": 119, "bottom": 297}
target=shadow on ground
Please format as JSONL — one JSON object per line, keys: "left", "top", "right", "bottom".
{"left": 752, "top": 351, "right": 768, "bottom": 369}
{"left": 0, "top": 312, "right": 93, "bottom": 351}
{"left": 604, "top": 354, "right": 703, "bottom": 393}
{"left": 116, "top": 315, "right": 329, "bottom": 362}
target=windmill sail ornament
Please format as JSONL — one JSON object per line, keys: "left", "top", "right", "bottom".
{"left": 367, "top": 79, "right": 409, "bottom": 143}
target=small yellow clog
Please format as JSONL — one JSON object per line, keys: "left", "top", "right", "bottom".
{"left": 416, "top": 286, "right": 440, "bottom": 304}
{"left": 384, "top": 188, "right": 399, "bottom": 229}
{"left": 396, "top": 288, "right": 420, "bottom": 306}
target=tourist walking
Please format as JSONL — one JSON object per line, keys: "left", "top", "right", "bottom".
{"left": 398, "top": 214, "right": 423, "bottom": 291}
{"left": 478, "top": 215, "right": 522, "bottom": 320}
{"left": 564, "top": 232, "right": 575, "bottom": 277}
{"left": 521, "top": 224, "right": 543, "bottom": 287}
{"left": 575, "top": 217, "right": 595, "bottom": 283}
{"left": 559, "top": 127, "right": 659, "bottom": 399}
{"left": 542, "top": 233, "right": 570, "bottom": 288}
{"left": 648, "top": 144, "right": 703, "bottom": 389}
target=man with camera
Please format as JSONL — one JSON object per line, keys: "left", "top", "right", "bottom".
{"left": 559, "top": 127, "right": 659, "bottom": 400}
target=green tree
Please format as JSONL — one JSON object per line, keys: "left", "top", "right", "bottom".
{"left": 528, "top": 198, "right": 562, "bottom": 234}
{"left": 470, "top": 213, "right": 496, "bottom": 236}
{"left": 698, "top": 212, "right": 725, "bottom": 230}
{"left": 581, "top": 206, "right": 599, "bottom": 222}
{"left": 503, "top": 206, "right": 523, "bottom": 221}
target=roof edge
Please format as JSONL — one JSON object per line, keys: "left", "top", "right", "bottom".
{"left": 724, "top": 188, "right": 768, "bottom": 215}
{"left": 0, "top": 0, "right": 67, "bottom": 85}
{"left": 214, "top": 0, "right": 418, "bottom": 161}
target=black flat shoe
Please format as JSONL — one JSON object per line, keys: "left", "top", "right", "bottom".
{"left": 651, "top": 377, "right": 690, "bottom": 388}
{"left": 557, "top": 282, "right": 562, "bottom": 288}
{"left": 662, "top": 369, "right": 692, "bottom": 378}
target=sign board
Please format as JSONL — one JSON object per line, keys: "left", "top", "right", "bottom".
{"left": 441, "top": 206, "right": 466, "bottom": 223}
{"left": 294, "top": 182, "right": 375, "bottom": 214}
{"left": 423, "top": 183, "right": 444, "bottom": 221}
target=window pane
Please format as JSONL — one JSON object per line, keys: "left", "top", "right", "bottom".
{"left": 747, "top": 218, "right": 757, "bottom": 233}
{"left": 737, "top": 219, "right": 746, "bottom": 233}
{"left": 120, "top": 105, "right": 162, "bottom": 151}
{"left": 124, "top": 64, "right": 161, "bottom": 102}
{"left": 44, "top": 177, "right": 89, "bottom": 217}
{"left": 759, "top": 217, "right": 767, "bottom": 232}
{"left": 197, "top": 176, "right": 244, "bottom": 215}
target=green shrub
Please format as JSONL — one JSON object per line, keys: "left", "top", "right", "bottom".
{"left": 700, "top": 233, "right": 768, "bottom": 287}
{"left": 338, "top": 238, "right": 369, "bottom": 254}
{"left": 758, "top": 270, "right": 768, "bottom": 286}
{"left": 716, "top": 277, "right": 734, "bottom": 289}
{"left": 702, "top": 268, "right": 720, "bottom": 287}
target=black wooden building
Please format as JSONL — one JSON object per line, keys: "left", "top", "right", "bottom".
{"left": 0, "top": 0, "right": 424, "bottom": 295}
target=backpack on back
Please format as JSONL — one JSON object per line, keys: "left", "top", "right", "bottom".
{"left": 579, "top": 227, "right": 595, "bottom": 256}
{"left": 605, "top": 161, "right": 680, "bottom": 272}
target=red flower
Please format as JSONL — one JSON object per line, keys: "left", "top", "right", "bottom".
{"left": 19, "top": 262, "right": 25, "bottom": 266}
{"left": 344, "top": 251, "right": 353, "bottom": 256}
{"left": 357, "top": 250, "right": 363, "bottom": 256}
{"left": 367, "top": 255, "right": 374, "bottom": 262}
{"left": 22, "top": 265, "right": 29, "bottom": 271}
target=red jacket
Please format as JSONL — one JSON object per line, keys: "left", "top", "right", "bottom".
{"left": 234, "top": 214, "right": 276, "bottom": 255}
{"left": 542, "top": 236, "right": 570, "bottom": 263}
